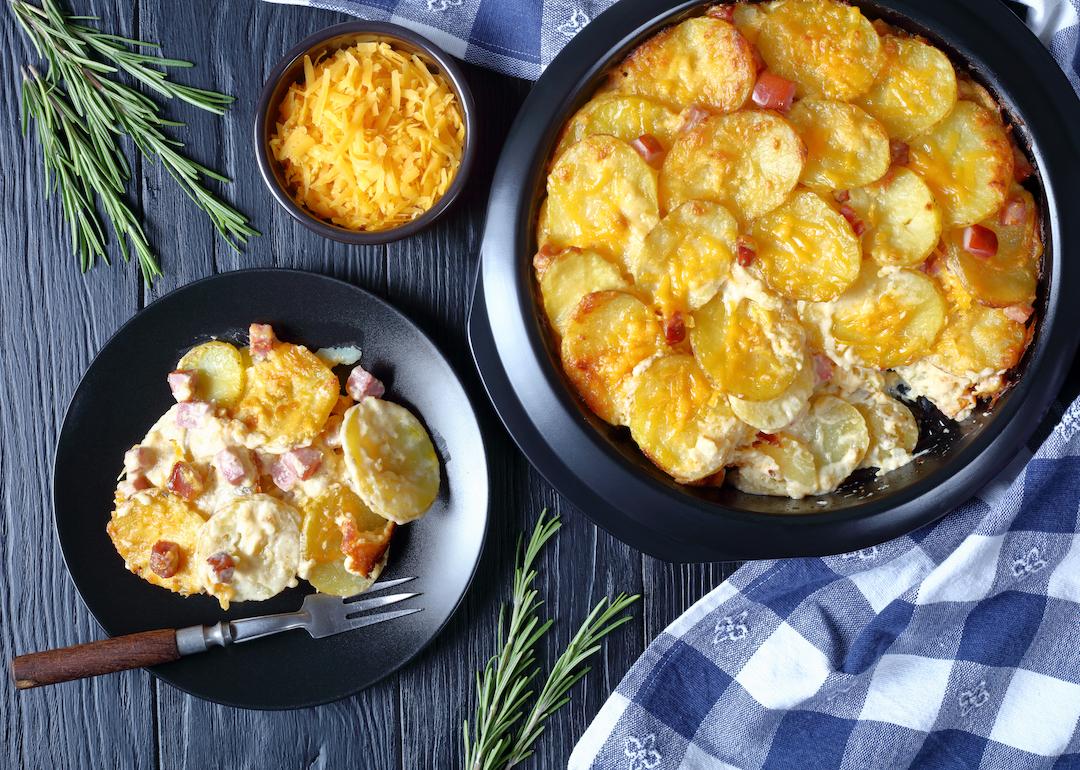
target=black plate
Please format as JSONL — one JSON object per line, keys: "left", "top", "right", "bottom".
{"left": 54, "top": 269, "right": 489, "bottom": 709}
{"left": 469, "top": 0, "right": 1080, "bottom": 561}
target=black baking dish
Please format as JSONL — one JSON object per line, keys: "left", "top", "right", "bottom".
{"left": 469, "top": 0, "right": 1080, "bottom": 561}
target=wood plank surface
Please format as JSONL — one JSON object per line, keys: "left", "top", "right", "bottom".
{"left": 0, "top": 1, "right": 739, "bottom": 767}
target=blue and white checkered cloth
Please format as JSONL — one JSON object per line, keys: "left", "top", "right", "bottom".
{"left": 569, "top": 397, "right": 1080, "bottom": 769}
{"left": 265, "top": 0, "right": 1079, "bottom": 85}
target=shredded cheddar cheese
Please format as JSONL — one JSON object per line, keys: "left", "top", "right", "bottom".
{"left": 269, "top": 42, "right": 465, "bottom": 231}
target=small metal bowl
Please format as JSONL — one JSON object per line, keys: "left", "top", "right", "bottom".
{"left": 254, "top": 21, "right": 476, "bottom": 245}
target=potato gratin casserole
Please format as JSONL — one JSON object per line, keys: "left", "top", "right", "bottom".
{"left": 107, "top": 324, "right": 439, "bottom": 607}
{"left": 534, "top": 0, "right": 1042, "bottom": 499}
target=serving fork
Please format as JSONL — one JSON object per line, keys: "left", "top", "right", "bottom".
{"left": 10, "top": 577, "right": 420, "bottom": 690}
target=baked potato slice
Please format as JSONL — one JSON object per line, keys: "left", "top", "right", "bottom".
{"left": 234, "top": 342, "right": 340, "bottom": 451}
{"left": 787, "top": 99, "right": 890, "bottom": 191}
{"left": 552, "top": 93, "right": 682, "bottom": 163}
{"left": 729, "top": 353, "right": 814, "bottom": 432}
{"left": 340, "top": 399, "right": 440, "bottom": 525}
{"left": 194, "top": 495, "right": 301, "bottom": 608}
{"left": 731, "top": 433, "right": 818, "bottom": 499}
{"left": 660, "top": 110, "right": 805, "bottom": 223}
{"left": 609, "top": 16, "right": 756, "bottom": 112}
{"left": 626, "top": 200, "right": 737, "bottom": 317}
{"left": 300, "top": 484, "right": 394, "bottom": 595}
{"left": 106, "top": 489, "right": 206, "bottom": 596}
{"left": 928, "top": 300, "right": 1029, "bottom": 376}
{"left": 752, "top": 190, "right": 862, "bottom": 301}
{"left": 756, "top": 0, "right": 883, "bottom": 100}
{"left": 176, "top": 340, "right": 246, "bottom": 407}
{"left": 627, "top": 354, "right": 744, "bottom": 482}
{"left": 856, "top": 34, "right": 957, "bottom": 141}
{"left": 535, "top": 248, "right": 629, "bottom": 335}
{"left": 847, "top": 167, "right": 942, "bottom": 267}
{"left": 908, "top": 100, "right": 1013, "bottom": 227}
{"left": 788, "top": 394, "right": 870, "bottom": 492}
{"left": 542, "top": 135, "right": 659, "bottom": 264}
{"left": 561, "top": 290, "right": 665, "bottom": 425}
{"left": 944, "top": 186, "right": 1042, "bottom": 307}
{"left": 690, "top": 290, "right": 805, "bottom": 401}
{"left": 852, "top": 393, "right": 918, "bottom": 473}
{"left": 831, "top": 267, "right": 946, "bottom": 368}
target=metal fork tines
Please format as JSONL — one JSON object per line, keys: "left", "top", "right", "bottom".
{"left": 229, "top": 577, "right": 422, "bottom": 643}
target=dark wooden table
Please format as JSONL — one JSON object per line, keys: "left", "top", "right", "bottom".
{"left": 0, "top": 2, "right": 740, "bottom": 766}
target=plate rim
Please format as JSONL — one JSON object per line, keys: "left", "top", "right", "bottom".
{"left": 51, "top": 267, "right": 490, "bottom": 709}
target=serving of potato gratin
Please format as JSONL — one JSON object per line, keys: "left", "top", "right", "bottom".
{"left": 535, "top": 0, "right": 1042, "bottom": 499}
{"left": 107, "top": 323, "right": 439, "bottom": 607}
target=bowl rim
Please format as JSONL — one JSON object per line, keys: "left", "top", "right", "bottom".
{"left": 470, "top": 0, "right": 1080, "bottom": 561}
{"left": 254, "top": 20, "right": 477, "bottom": 245}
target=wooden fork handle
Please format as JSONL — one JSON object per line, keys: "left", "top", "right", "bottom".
{"left": 10, "top": 629, "right": 179, "bottom": 689}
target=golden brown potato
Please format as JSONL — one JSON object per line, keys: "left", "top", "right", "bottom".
{"left": 107, "top": 489, "right": 207, "bottom": 596}
{"left": 690, "top": 290, "right": 805, "bottom": 401}
{"left": 944, "top": 187, "right": 1042, "bottom": 307}
{"left": 857, "top": 34, "right": 957, "bottom": 141}
{"left": 552, "top": 93, "right": 682, "bottom": 162}
{"left": 177, "top": 340, "right": 246, "bottom": 407}
{"left": 756, "top": 0, "right": 883, "bottom": 100}
{"left": 234, "top": 342, "right": 340, "bottom": 450}
{"left": 300, "top": 484, "right": 394, "bottom": 595}
{"left": 929, "top": 300, "right": 1029, "bottom": 376}
{"left": 788, "top": 394, "right": 870, "bottom": 492}
{"left": 787, "top": 99, "right": 890, "bottom": 190}
{"left": 340, "top": 399, "right": 440, "bottom": 525}
{"left": 846, "top": 168, "right": 942, "bottom": 267}
{"left": 625, "top": 200, "right": 737, "bottom": 317}
{"left": 729, "top": 353, "right": 814, "bottom": 432}
{"left": 561, "top": 291, "right": 665, "bottom": 425}
{"left": 610, "top": 16, "right": 756, "bottom": 112}
{"left": 830, "top": 267, "right": 946, "bottom": 368}
{"left": 731, "top": 433, "right": 818, "bottom": 498}
{"left": 627, "top": 354, "right": 744, "bottom": 482}
{"left": 541, "top": 135, "right": 659, "bottom": 264}
{"left": 908, "top": 100, "right": 1013, "bottom": 227}
{"left": 752, "top": 190, "right": 862, "bottom": 301}
{"left": 535, "top": 248, "right": 629, "bottom": 335}
{"left": 660, "top": 110, "right": 805, "bottom": 222}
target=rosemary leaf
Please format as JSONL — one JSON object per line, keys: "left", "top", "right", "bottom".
{"left": 463, "top": 513, "right": 639, "bottom": 769}
{"left": 12, "top": 0, "right": 257, "bottom": 283}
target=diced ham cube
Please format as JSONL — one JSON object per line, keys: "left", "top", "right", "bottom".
{"left": 346, "top": 365, "right": 385, "bottom": 401}
{"left": 681, "top": 105, "right": 711, "bottom": 133}
{"left": 707, "top": 3, "right": 735, "bottom": 21}
{"left": 751, "top": 71, "right": 796, "bottom": 112}
{"left": 123, "top": 445, "right": 155, "bottom": 475}
{"left": 630, "top": 134, "right": 665, "bottom": 167}
{"left": 176, "top": 401, "right": 212, "bottom": 428}
{"left": 167, "top": 462, "right": 203, "bottom": 501}
{"left": 167, "top": 370, "right": 197, "bottom": 403}
{"left": 962, "top": 224, "right": 998, "bottom": 259}
{"left": 1003, "top": 304, "right": 1034, "bottom": 323}
{"left": 999, "top": 197, "right": 1028, "bottom": 227}
{"left": 736, "top": 236, "right": 757, "bottom": 267}
{"left": 663, "top": 312, "right": 686, "bottom": 345}
{"left": 214, "top": 448, "right": 251, "bottom": 486}
{"left": 206, "top": 552, "right": 235, "bottom": 584}
{"left": 813, "top": 354, "right": 835, "bottom": 383}
{"left": 249, "top": 323, "right": 277, "bottom": 360}
{"left": 270, "top": 457, "right": 298, "bottom": 492}
{"left": 756, "top": 432, "right": 781, "bottom": 446}
{"left": 130, "top": 474, "right": 152, "bottom": 492}
{"left": 282, "top": 447, "right": 322, "bottom": 481}
{"left": 833, "top": 189, "right": 851, "bottom": 204}
{"left": 839, "top": 204, "right": 867, "bottom": 236}
{"left": 889, "top": 139, "right": 910, "bottom": 166}
{"left": 149, "top": 541, "right": 181, "bottom": 579}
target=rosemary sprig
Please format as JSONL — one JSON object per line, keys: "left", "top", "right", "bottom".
{"left": 463, "top": 513, "right": 640, "bottom": 769}
{"left": 12, "top": 0, "right": 257, "bottom": 283}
